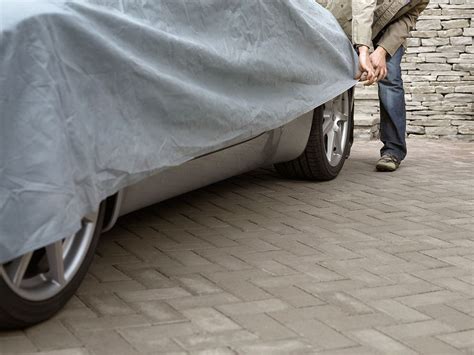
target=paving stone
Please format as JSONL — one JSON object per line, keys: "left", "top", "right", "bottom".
{"left": 64, "top": 314, "right": 151, "bottom": 332}
{"left": 403, "top": 336, "right": 465, "bottom": 354}
{"left": 73, "top": 330, "right": 138, "bottom": 355}
{"left": 50, "top": 306, "right": 98, "bottom": 323}
{"left": 231, "top": 313, "right": 297, "bottom": 341}
{"left": 251, "top": 274, "right": 317, "bottom": 288}
{"left": 174, "top": 330, "right": 258, "bottom": 350}
{"left": 237, "top": 339, "right": 313, "bottom": 354}
{"left": 348, "top": 282, "right": 441, "bottom": 301}
{"left": 158, "top": 264, "right": 226, "bottom": 277}
{"left": 286, "top": 319, "right": 356, "bottom": 349}
{"left": 165, "top": 250, "right": 214, "bottom": 266}
{"left": 437, "top": 329, "right": 474, "bottom": 349}
{"left": 369, "top": 299, "right": 431, "bottom": 322}
{"left": 395, "top": 290, "right": 466, "bottom": 307}
{"left": 176, "top": 274, "right": 223, "bottom": 295}
{"left": 298, "top": 279, "right": 366, "bottom": 294}
{"left": 188, "top": 347, "right": 235, "bottom": 355}
{"left": 0, "top": 330, "right": 30, "bottom": 339}
{"left": 182, "top": 308, "right": 241, "bottom": 333}
{"left": 25, "top": 320, "right": 81, "bottom": 351}
{"left": 76, "top": 276, "right": 146, "bottom": 296}
{"left": 195, "top": 250, "right": 258, "bottom": 270}
{"left": 317, "top": 346, "right": 384, "bottom": 355}
{"left": 208, "top": 278, "right": 272, "bottom": 301}
{"left": 118, "top": 325, "right": 190, "bottom": 353}
{"left": 0, "top": 335, "right": 37, "bottom": 353}
{"left": 377, "top": 319, "right": 456, "bottom": 339}
{"left": 320, "top": 313, "right": 398, "bottom": 332}
{"left": 44, "top": 297, "right": 99, "bottom": 323}
{"left": 262, "top": 285, "right": 324, "bottom": 308}
{"left": 79, "top": 294, "right": 135, "bottom": 317}
{"left": 268, "top": 304, "right": 347, "bottom": 324}
{"left": 117, "top": 287, "right": 191, "bottom": 302}
{"left": 319, "top": 291, "right": 374, "bottom": 315}
{"left": 165, "top": 292, "right": 239, "bottom": 311}
{"left": 416, "top": 304, "right": 474, "bottom": 331}
{"left": 350, "top": 329, "right": 417, "bottom": 354}
{"left": 115, "top": 323, "right": 196, "bottom": 353}
{"left": 129, "top": 300, "right": 186, "bottom": 323}
{"left": 446, "top": 298, "right": 474, "bottom": 316}
{"left": 118, "top": 268, "right": 176, "bottom": 289}
{"left": 21, "top": 349, "right": 91, "bottom": 355}
{"left": 217, "top": 299, "right": 289, "bottom": 316}
{"left": 243, "top": 259, "right": 296, "bottom": 276}
{"left": 88, "top": 264, "right": 130, "bottom": 282}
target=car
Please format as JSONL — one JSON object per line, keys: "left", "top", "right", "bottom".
{"left": 0, "top": 89, "right": 354, "bottom": 329}
{"left": 0, "top": 0, "right": 356, "bottom": 328}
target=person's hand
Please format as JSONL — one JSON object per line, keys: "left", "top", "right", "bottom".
{"left": 370, "top": 46, "right": 388, "bottom": 82}
{"left": 355, "top": 46, "right": 376, "bottom": 86}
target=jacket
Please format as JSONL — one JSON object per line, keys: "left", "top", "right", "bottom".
{"left": 318, "top": 0, "right": 430, "bottom": 56}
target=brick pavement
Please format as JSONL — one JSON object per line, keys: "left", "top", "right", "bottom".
{"left": 1, "top": 140, "right": 473, "bottom": 354}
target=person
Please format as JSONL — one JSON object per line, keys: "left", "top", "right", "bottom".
{"left": 318, "top": 0, "right": 429, "bottom": 171}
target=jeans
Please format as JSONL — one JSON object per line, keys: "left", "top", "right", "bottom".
{"left": 378, "top": 46, "right": 407, "bottom": 161}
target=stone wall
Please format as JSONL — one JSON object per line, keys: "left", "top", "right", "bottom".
{"left": 354, "top": 0, "right": 474, "bottom": 141}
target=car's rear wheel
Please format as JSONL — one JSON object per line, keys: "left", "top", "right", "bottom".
{"left": 275, "top": 89, "right": 354, "bottom": 181}
{"left": 0, "top": 203, "right": 105, "bottom": 329}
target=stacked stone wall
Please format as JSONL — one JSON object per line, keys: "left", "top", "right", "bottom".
{"left": 354, "top": 0, "right": 474, "bottom": 140}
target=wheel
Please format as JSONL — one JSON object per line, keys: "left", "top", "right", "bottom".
{"left": 0, "top": 203, "right": 106, "bottom": 329}
{"left": 275, "top": 89, "right": 354, "bottom": 181}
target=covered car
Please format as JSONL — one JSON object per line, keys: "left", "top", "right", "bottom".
{"left": 0, "top": 0, "right": 357, "bottom": 328}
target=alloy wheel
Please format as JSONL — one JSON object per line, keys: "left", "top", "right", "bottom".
{"left": 322, "top": 91, "right": 350, "bottom": 167}
{"left": 0, "top": 212, "right": 98, "bottom": 301}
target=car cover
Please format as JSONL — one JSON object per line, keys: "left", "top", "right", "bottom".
{"left": 0, "top": 0, "right": 357, "bottom": 263}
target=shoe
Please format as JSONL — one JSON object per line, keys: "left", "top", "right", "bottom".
{"left": 376, "top": 154, "right": 400, "bottom": 172}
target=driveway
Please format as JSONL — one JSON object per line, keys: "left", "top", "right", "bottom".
{"left": 1, "top": 140, "right": 473, "bottom": 354}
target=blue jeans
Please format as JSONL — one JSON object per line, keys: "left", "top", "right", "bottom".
{"left": 378, "top": 46, "right": 406, "bottom": 161}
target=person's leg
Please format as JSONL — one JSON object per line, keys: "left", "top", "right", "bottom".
{"left": 377, "top": 46, "right": 407, "bottom": 162}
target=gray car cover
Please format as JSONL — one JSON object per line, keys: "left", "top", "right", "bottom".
{"left": 0, "top": 0, "right": 357, "bottom": 263}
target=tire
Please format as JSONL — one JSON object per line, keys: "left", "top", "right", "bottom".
{"left": 275, "top": 89, "right": 354, "bottom": 181}
{"left": 0, "top": 203, "right": 106, "bottom": 330}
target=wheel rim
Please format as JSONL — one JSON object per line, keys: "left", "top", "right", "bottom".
{"left": 322, "top": 91, "right": 350, "bottom": 167}
{"left": 0, "top": 212, "right": 98, "bottom": 301}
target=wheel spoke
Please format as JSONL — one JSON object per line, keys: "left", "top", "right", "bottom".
{"left": 62, "top": 235, "right": 74, "bottom": 256}
{"left": 334, "top": 98, "right": 348, "bottom": 156}
{"left": 334, "top": 96, "right": 348, "bottom": 123}
{"left": 322, "top": 117, "right": 333, "bottom": 136}
{"left": 326, "top": 130, "right": 336, "bottom": 163}
{"left": 45, "top": 241, "right": 66, "bottom": 285}
{"left": 342, "top": 93, "right": 350, "bottom": 116}
{"left": 8, "top": 252, "right": 33, "bottom": 287}
{"left": 334, "top": 128, "right": 343, "bottom": 155}
{"left": 336, "top": 110, "right": 349, "bottom": 123}
{"left": 334, "top": 97, "right": 348, "bottom": 122}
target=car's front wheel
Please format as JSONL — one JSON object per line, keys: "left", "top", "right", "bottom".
{"left": 0, "top": 203, "right": 105, "bottom": 329}
{"left": 275, "top": 89, "right": 354, "bottom": 181}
